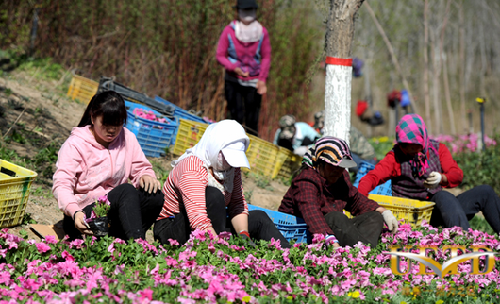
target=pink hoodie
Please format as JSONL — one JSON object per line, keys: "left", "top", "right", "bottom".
{"left": 52, "top": 126, "right": 157, "bottom": 217}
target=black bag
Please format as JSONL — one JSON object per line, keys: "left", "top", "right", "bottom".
{"left": 88, "top": 217, "right": 109, "bottom": 237}
{"left": 98, "top": 76, "right": 175, "bottom": 119}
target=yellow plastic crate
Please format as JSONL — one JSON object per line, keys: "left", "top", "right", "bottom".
{"left": 0, "top": 160, "right": 37, "bottom": 228}
{"left": 67, "top": 75, "right": 99, "bottom": 104}
{"left": 173, "top": 119, "right": 209, "bottom": 156}
{"left": 245, "top": 134, "right": 278, "bottom": 178}
{"left": 274, "top": 147, "right": 303, "bottom": 179}
{"left": 369, "top": 194, "right": 435, "bottom": 228}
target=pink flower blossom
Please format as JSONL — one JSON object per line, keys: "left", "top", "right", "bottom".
{"left": 35, "top": 243, "right": 51, "bottom": 253}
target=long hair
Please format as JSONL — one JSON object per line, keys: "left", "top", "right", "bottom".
{"left": 77, "top": 91, "right": 127, "bottom": 127}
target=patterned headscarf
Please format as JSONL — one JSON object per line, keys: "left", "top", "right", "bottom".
{"left": 395, "top": 114, "right": 437, "bottom": 177}
{"left": 303, "top": 136, "right": 357, "bottom": 169}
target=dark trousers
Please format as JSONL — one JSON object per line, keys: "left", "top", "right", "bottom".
{"left": 324, "top": 211, "right": 384, "bottom": 247}
{"left": 429, "top": 185, "right": 500, "bottom": 233}
{"left": 154, "top": 186, "right": 291, "bottom": 248}
{"left": 63, "top": 183, "right": 164, "bottom": 240}
{"left": 225, "top": 80, "right": 261, "bottom": 136}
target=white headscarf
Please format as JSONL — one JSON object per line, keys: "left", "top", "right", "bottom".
{"left": 172, "top": 120, "right": 250, "bottom": 193}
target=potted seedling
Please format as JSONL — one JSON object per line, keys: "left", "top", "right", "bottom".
{"left": 86, "top": 195, "right": 110, "bottom": 237}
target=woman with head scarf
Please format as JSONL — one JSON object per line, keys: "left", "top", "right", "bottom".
{"left": 215, "top": 0, "right": 271, "bottom": 136}
{"left": 358, "top": 114, "right": 500, "bottom": 234}
{"left": 279, "top": 136, "right": 398, "bottom": 248}
{"left": 154, "top": 120, "right": 290, "bottom": 248}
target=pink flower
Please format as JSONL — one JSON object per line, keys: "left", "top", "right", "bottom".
{"left": 44, "top": 235, "right": 58, "bottom": 245}
{"left": 35, "top": 243, "right": 51, "bottom": 253}
{"left": 61, "top": 250, "right": 75, "bottom": 262}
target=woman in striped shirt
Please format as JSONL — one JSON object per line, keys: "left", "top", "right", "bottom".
{"left": 154, "top": 120, "right": 290, "bottom": 248}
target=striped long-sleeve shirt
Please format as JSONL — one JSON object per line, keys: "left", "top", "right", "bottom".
{"left": 157, "top": 155, "right": 248, "bottom": 230}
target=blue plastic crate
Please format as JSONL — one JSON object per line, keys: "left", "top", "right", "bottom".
{"left": 125, "top": 100, "right": 178, "bottom": 158}
{"left": 247, "top": 204, "right": 309, "bottom": 244}
{"left": 353, "top": 161, "right": 392, "bottom": 195}
{"left": 155, "top": 96, "right": 208, "bottom": 124}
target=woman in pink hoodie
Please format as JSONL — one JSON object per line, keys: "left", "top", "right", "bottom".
{"left": 52, "top": 91, "right": 164, "bottom": 240}
{"left": 216, "top": 0, "right": 271, "bottom": 136}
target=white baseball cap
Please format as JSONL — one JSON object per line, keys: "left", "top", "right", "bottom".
{"left": 221, "top": 141, "right": 250, "bottom": 169}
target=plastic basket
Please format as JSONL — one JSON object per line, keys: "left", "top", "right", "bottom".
{"left": 67, "top": 75, "right": 98, "bottom": 104}
{"left": 274, "top": 147, "right": 302, "bottom": 179}
{"left": 172, "top": 119, "right": 210, "bottom": 156}
{"left": 124, "top": 101, "right": 178, "bottom": 158}
{"left": 247, "top": 204, "right": 308, "bottom": 244}
{"left": 155, "top": 96, "right": 208, "bottom": 124}
{"left": 0, "top": 160, "right": 37, "bottom": 228}
{"left": 245, "top": 135, "right": 278, "bottom": 178}
{"left": 353, "top": 161, "right": 392, "bottom": 196}
{"left": 368, "top": 194, "right": 435, "bottom": 228}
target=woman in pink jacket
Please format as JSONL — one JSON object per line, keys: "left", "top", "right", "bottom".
{"left": 216, "top": 0, "right": 271, "bottom": 136}
{"left": 52, "top": 91, "right": 164, "bottom": 240}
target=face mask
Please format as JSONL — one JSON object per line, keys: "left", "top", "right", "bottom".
{"left": 238, "top": 8, "right": 257, "bottom": 23}
{"left": 213, "top": 151, "right": 231, "bottom": 172}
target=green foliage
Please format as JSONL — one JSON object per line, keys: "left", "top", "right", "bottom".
{"left": 454, "top": 136, "right": 500, "bottom": 194}
{"left": 369, "top": 136, "right": 394, "bottom": 161}
{"left": 92, "top": 199, "right": 110, "bottom": 218}
{"left": 469, "top": 214, "right": 495, "bottom": 237}
{"left": 22, "top": 212, "right": 37, "bottom": 225}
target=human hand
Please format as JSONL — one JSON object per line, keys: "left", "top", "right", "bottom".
{"left": 257, "top": 80, "right": 267, "bottom": 95}
{"left": 234, "top": 67, "right": 249, "bottom": 77}
{"left": 140, "top": 175, "right": 162, "bottom": 194}
{"left": 240, "top": 230, "right": 257, "bottom": 247}
{"left": 424, "top": 172, "right": 442, "bottom": 189}
{"left": 381, "top": 210, "right": 398, "bottom": 233}
{"left": 74, "top": 211, "right": 93, "bottom": 235}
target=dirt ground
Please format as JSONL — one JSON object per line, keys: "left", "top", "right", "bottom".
{"left": 0, "top": 71, "right": 288, "bottom": 242}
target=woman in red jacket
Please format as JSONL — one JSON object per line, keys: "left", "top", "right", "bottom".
{"left": 358, "top": 114, "right": 500, "bottom": 233}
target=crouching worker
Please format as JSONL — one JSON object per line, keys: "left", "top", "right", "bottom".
{"left": 53, "top": 91, "right": 164, "bottom": 241}
{"left": 278, "top": 137, "right": 398, "bottom": 248}
{"left": 154, "top": 120, "right": 291, "bottom": 248}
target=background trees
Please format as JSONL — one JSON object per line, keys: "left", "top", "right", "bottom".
{"left": 2, "top": 0, "right": 500, "bottom": 140}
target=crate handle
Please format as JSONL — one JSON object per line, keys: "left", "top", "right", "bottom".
{"left": 0, "top": 167, "right": 16, "bottom": 177}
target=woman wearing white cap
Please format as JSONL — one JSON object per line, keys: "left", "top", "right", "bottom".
{"left": 154, "top": 120, "right": 290, "bottom": 247}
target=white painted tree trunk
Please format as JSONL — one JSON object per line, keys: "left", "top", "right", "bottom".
{"left": 324, "top": 64, "right": 352, "bottom": 145}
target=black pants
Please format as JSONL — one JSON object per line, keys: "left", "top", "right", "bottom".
{"left": 429, "top": 185, "right": 500, "bottom": 233}
{"left": 225, "top": 80, "right": 261, "bottom": 136}
{"left": 154, "top": 186, "right": 291, "bottom": 248}
{"left": 324, "top": 211, "right": 384, "bottom": 247}
{"left": 63, "top": 183, "right": 164, "bottom": 240}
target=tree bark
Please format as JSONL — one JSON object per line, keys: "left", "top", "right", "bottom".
{"left": 324, "top": 0, "right": 365, "bottom": 144}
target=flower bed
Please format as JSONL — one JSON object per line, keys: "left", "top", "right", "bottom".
{"left": 0, "top": 224, "right": 499, "bottom": 303}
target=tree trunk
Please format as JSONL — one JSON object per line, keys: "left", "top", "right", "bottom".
{"left": 324, "top": 0, "right": 365, "bottom": 144}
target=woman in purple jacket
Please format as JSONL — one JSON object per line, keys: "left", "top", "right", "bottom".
{"left": 216, "top": 0, "right": 271, "bottom": 136}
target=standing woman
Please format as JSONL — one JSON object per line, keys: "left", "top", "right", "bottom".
{"left": 216, "top": 0, "right": 271, "bottom": 136}
{"left": 53, "top": 91, "right": 164, "bottom": 240}
{"left": 154, "top": 120, "right": 290, "bottom": 248}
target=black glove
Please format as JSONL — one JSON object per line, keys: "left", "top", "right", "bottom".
{"left": 240, "top": 230, "right": 257, "bottom": 248}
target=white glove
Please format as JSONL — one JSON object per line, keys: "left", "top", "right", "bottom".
{"left": 293, "top": 146, "right": 309, "bottom": 157}
{"left": 424, "top": 171, "right": 442, "bottom": 189}
{"left": 381, "top": 210, "right": 398, "bottom": 233}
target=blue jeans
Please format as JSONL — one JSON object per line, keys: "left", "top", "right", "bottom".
{"left": 429, "top": 185, "right": 500, "bottom": 233}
